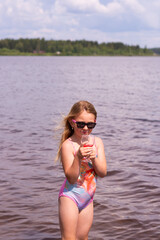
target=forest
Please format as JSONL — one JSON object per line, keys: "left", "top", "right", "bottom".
{"left": 151, "top": 48, "right": 160, "bottom": 55}
{"left": 0, "top": 38, "right": 155, "bottom": 56}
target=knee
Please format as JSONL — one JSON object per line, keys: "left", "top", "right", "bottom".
{"left": 77, "top": 238, "right": 88, "bottom": 240}
{"left": 61, "top": 236, "right": 76, "bottom": 240}
{"left": 76, "top": 235, "right": 88, "bottom": 240}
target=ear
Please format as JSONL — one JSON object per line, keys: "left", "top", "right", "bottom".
{"left": 69, "top": 119, "right": 74, "bottom": 128}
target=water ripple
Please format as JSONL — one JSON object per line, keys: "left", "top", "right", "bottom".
{"left": 0, "top": 56, "right": 160, "bottom": 240}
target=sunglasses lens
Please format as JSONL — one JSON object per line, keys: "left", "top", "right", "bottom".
{"left": 76, "top": 122, "right": 85, "bottom": 128}
{"left": 87, "top": 123, "right": 96, "bottom": 129}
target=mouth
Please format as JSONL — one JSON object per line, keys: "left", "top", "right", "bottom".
{"left": 81, "top": 130, "right": 89, "bottom": 135}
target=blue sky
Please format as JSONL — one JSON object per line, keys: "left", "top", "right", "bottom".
{"left": 0, "top": 0, "right": 160, "bottom": 48}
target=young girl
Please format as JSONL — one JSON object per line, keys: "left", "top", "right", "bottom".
{"left": 56, "top": 100, "right": 107, "bottom": 240}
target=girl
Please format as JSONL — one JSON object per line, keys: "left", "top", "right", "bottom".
{"left": 56, "top": 100, "right": 107, "bottom": 240}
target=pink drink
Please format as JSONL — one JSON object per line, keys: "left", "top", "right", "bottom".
{"left": 83, "top": 144, "right": 93, "bottom": 147}
{"left": 81, "top": 135, "right": 94, "bottom": 148}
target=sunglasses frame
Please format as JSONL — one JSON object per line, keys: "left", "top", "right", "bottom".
{"left": 72, "top": 119, "right": 96, "bottom": 129}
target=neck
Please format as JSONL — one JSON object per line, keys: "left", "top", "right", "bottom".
{"left": 70, "top": 134, "right": 81, "bottom": 144}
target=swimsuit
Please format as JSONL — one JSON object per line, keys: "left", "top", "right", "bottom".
{"left": 59, "top": 137, "right": 97, "bottom": 211}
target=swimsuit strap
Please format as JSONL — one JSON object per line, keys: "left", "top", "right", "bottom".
{"left": 68, "top": 138, "right": 77, "bottom": 156}
{"left": 69, "top": 136, "right": 98, "bottom": 157}
{"left": 93, "top": 135, "right": 98, "bottom": 157}
{"left": 92, "top": 135, "right": 96, "bottom": 146}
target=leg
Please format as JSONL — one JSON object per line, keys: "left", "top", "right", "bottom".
{"left": 76, "top": 201, "right": 94, "bottom": 240}
{"left": 59, "top": 197, "right": 79, "bottom": 240}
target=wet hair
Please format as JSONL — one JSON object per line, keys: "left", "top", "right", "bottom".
{"left": 55, "top": 100, "right": 97, "bottom": 161}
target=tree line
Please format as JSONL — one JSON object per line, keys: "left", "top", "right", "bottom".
{"left": 151, "top": 48, "right": 160, "bottom": 55}
{"left": 0, "top": 38, "right": 154, "bottom": 56}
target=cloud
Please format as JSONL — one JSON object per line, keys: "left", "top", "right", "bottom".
{"left": 122, "top": 0, "right": 145, "bottom": 14}
{"left": 0, "top": 0, "right": 160, "bottom": 47}
{"left": 52, "top": 0, "right": 160, "bottom": 31}
{"left": 54, "top": 0, "right": 123, "bottom": 15}
{"left": 0, "top": 0, "right": 50, "bottom": 28}
{"left": 120, "top": 0, "right": 160, "bottom": 30}
{"left": 141, "top": 0, "right": 160, "bottom": 29}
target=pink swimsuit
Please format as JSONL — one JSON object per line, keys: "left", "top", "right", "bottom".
{"left": 59, "top": 138, "right": 97, "bottom": 211}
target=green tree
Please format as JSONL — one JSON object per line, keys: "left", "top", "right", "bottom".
{"left": 15, "top": 42, "right": 24, "bottom": 52}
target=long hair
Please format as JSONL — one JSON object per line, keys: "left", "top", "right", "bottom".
{"left": 55, "top": 101, "right": 97, "bottom": 162}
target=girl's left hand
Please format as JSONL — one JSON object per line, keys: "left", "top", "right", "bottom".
{"left": 89, "top": 146, "right": 97, "bottom": 161}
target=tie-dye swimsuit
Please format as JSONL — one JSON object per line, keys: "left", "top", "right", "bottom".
{"left": 59, "top": 138, "right": 97, "bottom": 211}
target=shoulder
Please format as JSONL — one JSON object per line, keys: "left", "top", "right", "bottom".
{"left": 94, "top": 136, "right": 104, "bottom": 146}
{"left": 61, "top": 138, "right": 75, "bottom": 155}
{"left": 94, "top": 136, "right": 105, "bottom": 150}
{"left": 61, "top": 138, "right": 72, "bottom": 151}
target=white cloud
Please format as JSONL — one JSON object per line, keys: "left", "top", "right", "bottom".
{"left": 0, "top": 0, "right": 50, "bottom": 27}
{"left": 142, "top": 1, "right": 160, "bottom": 29}
{"left": 121, "top": 0, "right": 160, "bottom": 29}
{"left": 0, "top": 0, "right": 159, "bottom": 47}
{"left": 7, "top": 7, "right": 13, "bottom": 15}
{"left": 122, "top": 0, "right": 145, "bottom": 14}
{"left": 53, "top": 0, "right": 66, "bottom": 14}
{"left": 54, "top": 0, "right": 123, "bottom": 15}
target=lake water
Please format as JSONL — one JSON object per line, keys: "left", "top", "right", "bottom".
{"left": 0, "top": 56, "right": 160, "bottom": 240}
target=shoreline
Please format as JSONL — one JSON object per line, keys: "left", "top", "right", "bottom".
{"left": 0, "top": 53, "right": 158, "bottom": 57}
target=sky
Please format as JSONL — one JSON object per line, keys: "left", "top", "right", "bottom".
{"left": 0, "top": 0, "right": 160, "bottom": 48}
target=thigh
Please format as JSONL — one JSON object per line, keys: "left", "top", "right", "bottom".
{"left": 59, "top": 197, "right": 79, "bottom": 240}
{"left": 76, "top": 201, "right": 94, "bottom": 240}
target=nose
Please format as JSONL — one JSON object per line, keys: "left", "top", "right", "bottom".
{"left": 83, "top": 125, "right": 88, "bottom": 130}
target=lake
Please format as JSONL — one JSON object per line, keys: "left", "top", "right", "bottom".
{"left": 0, "top": 56, "right": 160, "bottom": 240}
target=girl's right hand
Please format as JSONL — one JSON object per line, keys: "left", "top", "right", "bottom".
{"left": 78, "top": 145, "right": 93, "bottom": 159}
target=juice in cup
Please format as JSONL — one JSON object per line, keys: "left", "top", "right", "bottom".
{"left": 83, "top": 144, "right": 93, "bottom": 147}
{"left": 81, "top": 135, "right": 94, "bottom": 147}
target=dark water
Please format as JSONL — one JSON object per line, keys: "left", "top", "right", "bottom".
{"left": 0, "top": 56, "right": 160, "bottom": 240}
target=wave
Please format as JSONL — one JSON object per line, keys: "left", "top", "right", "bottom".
{"left": 126, "top": 117, "right": 160, "bottom": 123}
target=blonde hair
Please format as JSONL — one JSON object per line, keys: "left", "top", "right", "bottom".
{"left": 55, "top": 100, "right": 97, "bottom": 162}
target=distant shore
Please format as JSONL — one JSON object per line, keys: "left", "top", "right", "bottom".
{"left": 0, "top": 38, "right": 158, "bottom": 56}
{"left": 0, "top": 49, "right": 160, "bottom": 57}
{"left": 0, "top": 48, "right": 157, "bottom": 56}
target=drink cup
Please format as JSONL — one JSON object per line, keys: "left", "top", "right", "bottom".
{"left": 81, "top": 135, "right": 93, "bottom": 147}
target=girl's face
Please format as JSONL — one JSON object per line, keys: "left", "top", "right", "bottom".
{"left": 71, "top": 110, "right": 96, "bottom": 138}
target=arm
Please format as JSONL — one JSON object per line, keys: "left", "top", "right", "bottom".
{"left": 61, "top": 140, "right": 80, "bottom": 184}
{"left": 90, "top": 137, "right": 107, "bottom": 178}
